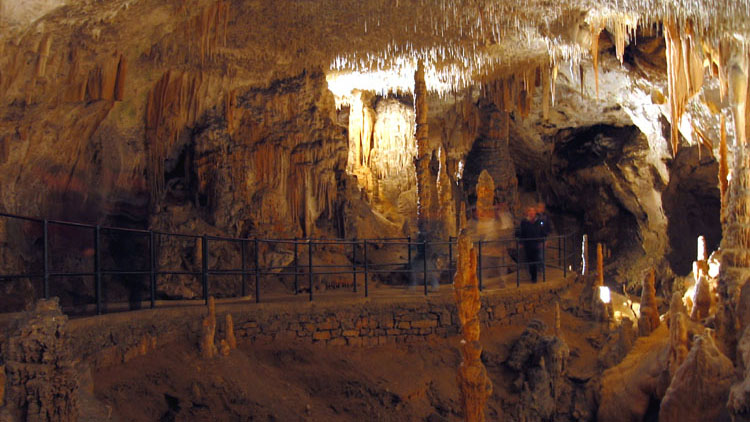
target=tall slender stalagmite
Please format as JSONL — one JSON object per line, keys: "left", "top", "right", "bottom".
{"left": 414, "top": 61, "right": 441, "bottom": 240}
{"left": 638, "top": 268, "right": 660, "bottom": 336}
{"left": 454, "top": 230, "right": 493, "bottom": 422}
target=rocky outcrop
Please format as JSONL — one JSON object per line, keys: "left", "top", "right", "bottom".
{"left": 0, "top": 299, "right": 79, "bottom": 422}
{"left": 506, "top": 320, "right": 570, "bottom": 422}
{"left": 660, "top": 332, "right": 734, "bottom": 422}
{"left": 597, "top": 324, "right": 669, "bottom": 422}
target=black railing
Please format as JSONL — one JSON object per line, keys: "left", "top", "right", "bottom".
{"left": 0, "top": 212, "right": 580, "bottom": 315}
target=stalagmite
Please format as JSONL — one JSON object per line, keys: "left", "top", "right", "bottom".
{"left": 554, "top": 301, "right": 561, "bottom": 338}
{"left": 638, "top": 268, "right": 660, "bottom": 336}
{"left": 454, "top": 230, "right": 493, "bottom": 422}
{"left": 691, "top": 274, "right": 712, "bottom": 321}
{"left": 475, "top": 170, "right": 495, "bottom": 220}
{"left": 668, "top": 293, "right": 689, "bottom": 378}
{"left": 414, "top": 61, "right": 441, "bottom": 240}
{"left": 225, "top": 314, "right": 237, "bottom": 350}
{"left": 200, "top": 296, "right": 218, "bottom": 358}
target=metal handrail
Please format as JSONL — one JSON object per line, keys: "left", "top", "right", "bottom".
{"left": 0, "top": 211, "right": 580, "bottom": 315}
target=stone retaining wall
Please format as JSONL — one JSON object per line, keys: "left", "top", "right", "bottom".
{"left": 55, "top": 275, "right": 574, "bottom": 369}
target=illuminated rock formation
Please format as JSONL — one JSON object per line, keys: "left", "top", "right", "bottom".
{"left": 638, "top": 268, "right": 660, "bottom": 336}
{"left": 453, "top": 230, "right": 492, "bottom": 421}
{"left": 200, "top": 296, "right": 218, "bottom": 359}
{"left": 667, "top": 294, "right": 690, "bottom": 378}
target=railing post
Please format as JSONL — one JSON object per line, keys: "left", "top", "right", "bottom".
{"left": 202, "top": 235, "right": 208, "bottom": 305}
{"left": 254, "top": 238, "right": 260, "bottom": 303}
{"left": 149, "top": 230, "right": 156, "bottom": 309}
{"left": 423, "top": 241, "right": 428, "bottom": 296}
{"left": 241, "top": 239, "right": 247, "bottom": 297}
{"left": 542, "top": 239, "right": 547, "bottom": 283}
{"left": 448, "top": 236, "right": 453, "bottom": 284}
{"left": 308, "top": 239, "right": 313, "bottom": 302}
{"left": 352, "top": 239, "right": 357, "bottom": 293}
{"left": 516, "top": 238, "right": 520, "bottom": 288}
{"left": 293, "top": 238, "right": 299, "bottom": 295}
{"left": 563, "top": 234, "right": 567, "bottom": 278}
{"left": 363, "top": 240, "right": 368, "bottom": 297}
{"left": 95, "top": 225, "right": 102, "bottom": 315}
{"left": 43, "top": 219, "right": 49, "bottom": 299}
{"left": 477, "top": 240, "right": 483, "bottom": 292}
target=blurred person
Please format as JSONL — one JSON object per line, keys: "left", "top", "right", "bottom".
{"left": 518, "top": 206, "right": 543, "bottom": 282}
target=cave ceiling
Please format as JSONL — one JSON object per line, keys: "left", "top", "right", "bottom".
{"left": 2, "top": 0, "right": 749, "bottom": 92}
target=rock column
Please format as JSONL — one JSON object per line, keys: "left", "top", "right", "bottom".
{"left": 414, "top": 61, "right": 441, "bottom": 241}
{"left": 454, "top": 230, "right": 493, "bottom": 421}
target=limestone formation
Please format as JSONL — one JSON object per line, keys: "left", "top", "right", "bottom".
{"left": 596, "top": 243, "right": 604, "bottom": 287}
{"left": 226, "top": 314, "right": 237, "bottom": 350}
{"left": 2, "top": 299, "right": 79, "bottom": 422}
{"left": 453, "top": 230, "right": 492, "bottom": 421}
{"left": 667, "top": 311, "right": 689, "bottom": 378}
{"left": 729, "top": 323, "right": 750, "bottom": 421}
{"left": 691, "top": 274, "right": 712, "bottom": 321}
{"left": 200, "top": 296, "right": 218, "bottom": 359}
{"left": 597, "top": 324, "right": 669, "bottom": 422}
{"left": 506, "top": 320, "right": 570, "bottom": 421}
{"left": 660, "top": 331, "right": 734, "bottom": 422}
{"left": 638, "top": 268, "right": 660, "bottom": 336}
{"left": 581, "top": 234, "right": 589, "bottom": 277}
{"left": 475, "top": 170, "right": 495, "bottom": 220}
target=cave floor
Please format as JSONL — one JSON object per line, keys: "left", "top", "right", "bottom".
{"left": 90, "top": 281, "right": 602, "bottom": 422}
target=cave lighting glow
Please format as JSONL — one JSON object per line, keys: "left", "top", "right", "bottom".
{"left": 599, "top": 286, "right": 611, "bottom": 304}
{"left": 327, "top": 60, "right": 452, "bottom": 108}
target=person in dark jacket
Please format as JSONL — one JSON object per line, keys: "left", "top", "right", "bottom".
{"left": 519, "top": 206, "right": 543, "bottom": 282}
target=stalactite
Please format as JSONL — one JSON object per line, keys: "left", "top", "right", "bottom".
{"left": 224, "top": 89, "right": 236, "bottom": 133}
{"left": 664, "top": 19, "right": 705, "bottom": 155}
{"left": 114, "top": 54, "right": 127, "bottom": 101}
{"left": 34, "top": 34, "right": 52, "bottom": 78}
{"left": 728, "top": 54, "right": 748, "bottom": 147}
{"left": 454, "top": 230, "right": 493, "bottom": 422}
{"left": 591, "top": 23, "right": 603, "bottom": 98}
{"left": 720, "top": 113, "right": 729, "bottom": 217}
{"left": 187, "top": 1, "right": 231, "bottom": 65}
{"left": 541, "top": 62, "right": 551, "bottom": 120}
{"left": 145, "top": 70, "right": 207, "bottom": 198}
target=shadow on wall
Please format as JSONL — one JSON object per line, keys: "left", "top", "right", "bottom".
{"left": 662, "top": 145, "right": 721, "bottom": 276}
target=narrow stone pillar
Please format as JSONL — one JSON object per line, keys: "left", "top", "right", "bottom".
{"left": 454, "top": 230, "right": 493, "bottom": 421}
{"left": 414, "top": 61, "right": 440, "bottom": 240}
{"left": 638, "top": 268, "right": 660, "bottom": 336}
